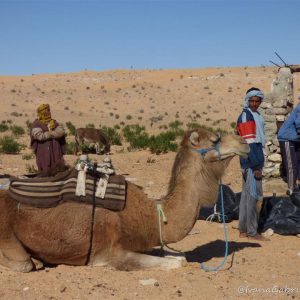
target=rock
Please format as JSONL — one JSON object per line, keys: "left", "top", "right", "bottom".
{"left": 262, "top": 228, "right": 274, "bottom": 237}
{"left": 268, "top": 153, "right": 282, "bottom": 163}
{"left": 276, "top": 115, "right": 285, "bottom": 122}
{"left": 139, "top": 279, "right": 159, "bottom": 286}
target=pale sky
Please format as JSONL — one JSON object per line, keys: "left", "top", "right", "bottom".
{"left": 1, "top": 0, "right": 299, "bottom": 75}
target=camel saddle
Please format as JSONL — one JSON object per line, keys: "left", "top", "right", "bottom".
{"left": 8, "top": 167, "right": 126, "bottom": 211}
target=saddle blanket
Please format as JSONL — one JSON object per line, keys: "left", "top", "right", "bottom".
{"left": 8, "top": 168, "right": 126, "bottom": 211}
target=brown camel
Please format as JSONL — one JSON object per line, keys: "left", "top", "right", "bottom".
{"left": 0, "top": 129, "right": 249, "bottom": 272}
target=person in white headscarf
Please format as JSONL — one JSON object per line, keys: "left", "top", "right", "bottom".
{"left": 236, "top": 87, "right": 269, "bottom": 241}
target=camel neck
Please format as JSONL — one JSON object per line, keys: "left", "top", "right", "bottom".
{"left": 162, "top": 151, "right": 227, "bottom": 243}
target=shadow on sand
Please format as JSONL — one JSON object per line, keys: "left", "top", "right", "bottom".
{"left": 185, "top": 239, "right": 261, "bottom": 263}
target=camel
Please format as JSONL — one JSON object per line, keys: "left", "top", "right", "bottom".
{"left": 74, "top": 127, "right": 110, "bottom": 155}
{"left": 0, "top": 128, "right": 249, "bottom": 272}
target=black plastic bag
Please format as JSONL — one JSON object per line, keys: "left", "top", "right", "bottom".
{"left": 259, "top": 196, "right": 300, "bottom": 235}
{"left": 290, "top": 186, "right": 300, "bottom": 208}
{"left": 199, "top": 184, "right": 240, "bottom": 223}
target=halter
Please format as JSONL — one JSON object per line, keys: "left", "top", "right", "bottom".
{"left": 193, "top": 140, "right": 221, "bottom": 160}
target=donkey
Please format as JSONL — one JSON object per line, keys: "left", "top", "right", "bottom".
{"left": 74, "top": 128, "right": 110, "bottom": 155}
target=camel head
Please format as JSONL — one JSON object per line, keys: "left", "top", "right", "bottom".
{"left": 183, "top": 128, "right": 249, "bottom": 162}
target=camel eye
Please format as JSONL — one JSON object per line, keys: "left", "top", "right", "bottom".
{"left": 210, "top": 132, "right": 221, "bottom": 144}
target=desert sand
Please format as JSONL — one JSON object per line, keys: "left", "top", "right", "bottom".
{"left": 0, "top": 67, "right": 299, "bottom": 299}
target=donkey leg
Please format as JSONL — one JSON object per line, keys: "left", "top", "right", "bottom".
{"left": 95, "top": 143, "right": 100, "bottom": 155}
{"left": 0, "top": 235, "right": 33, "bottom": 272}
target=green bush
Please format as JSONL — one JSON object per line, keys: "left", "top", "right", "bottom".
{"left": 25, "top": 120, "right": 33, "bottom": 131}
{"left": 168, "top": 121, "right": 184, "bottom": 137}
{"left": 187, "top": 122, "right": 216, "bottom": 133}
{"left": 66, "top": 121, "right": 76, "bottom": 136}
{"left": 0, "top": 136, "right": 22, "bottom": 154}
{"left": 148, "top": 131, "right": 178, "bottom": 154}
{"left": 123, "top": 124, "right": 149, "bottom": 150}
{"left": 100, "top": 126, "right": 122, "bottom": 146}
{"left": 22, "top": 153, "right": 34, "bottom": 160}
{"left": 86, "top": 123, "right": 95, "bottom": 128}
{"left": 66, "top": 141, "right": 75, "bottom": 154}
{"left": 10, "top": 125, "right": 25, "bottom": 136}
{"left": 0, "top": 123, "right": 9, "bottom": 132}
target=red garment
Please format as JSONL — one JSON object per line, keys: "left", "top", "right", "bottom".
{"left": 31, "top": 120, "right": 66, "bottom": 175}
{"left": 237, "top": 120, "right": 256, "bottom": 142}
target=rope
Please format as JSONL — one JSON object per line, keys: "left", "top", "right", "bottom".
{"left": 247, "top": 168, "right": 262, "bottom": 200}
{"left": 156, "top": 203, "right": 167, "bottom": 250}
{"left": 156, "top": 203, "right": 184, "bottom": 255}
{"left": 205, "top": 202, "right": 228, "bottom": 224}
{"left": 200, "top": 182, "right": 229, "bottom": 272}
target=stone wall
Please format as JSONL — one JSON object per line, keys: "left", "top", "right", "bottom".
{"left": 260, "top": 67, "right": 294, "bottom": 178}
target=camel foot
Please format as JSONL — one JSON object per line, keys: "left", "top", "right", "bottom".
{"left": 31, "top": 257, "right": 44, "bottom": 270}
{"left": 162, "top": 256, "right": 187, "bottom": 269}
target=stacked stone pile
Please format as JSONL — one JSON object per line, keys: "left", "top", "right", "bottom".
{"left": 260, "top": 67, "right": 294, "bottom": 178}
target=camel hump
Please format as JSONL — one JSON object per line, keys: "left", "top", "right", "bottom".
{"left": 8, "top": 168, "right": 126, "bottom": 210}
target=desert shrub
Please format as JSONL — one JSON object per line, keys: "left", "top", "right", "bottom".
{"left": 10, "top": 125, "right": 25, "bottom": 136}
{"left": 25, "top": 164, "right": 38, "bottom": 174}
{"left": 65, "top": 141, "right": 75, "bottom": 154}
{"left": 187, "top": 122, "right": 215, "bottom": 133}
{"left": 100, "top": 126, "right": 122, "bottom": 145}
{"left": 168, "top": 121, "right": 184, "bottom": 137}
{"left": 150, "top": 115, "right": 164, "bottom": 123}
{"left": 65, "top": 121, "right": 76, "bottom": 136}
{"left": 147, "top": 157, "right": 156, "bottom": 164}
{"left": 148, "top": 131, "right": 178, "bottom": 154}
{"left": 22, "top": 153, "right": 34, "bottom": 160}
{"left": 187, "top": 122, "right": 228, "bottom": 134}
{"left": 85, "top": 123, "right": 95, "bottom": 128}
{"left": 0, "top": 123, "right": 9, "bottom": 132}
{"left": 230, "top": 122, "right": 236, "bottom": 129}
{"left": 123, "top": 124, "right": 149, "bottom": 150}
{"left": 212, "top": 120, "right": 221, "bottom": 126}
{"left": 25, "top": 120, "right": 33, "bottom": 131}
{"left": 0, "top": 136, "right": 22, "bottom": 154}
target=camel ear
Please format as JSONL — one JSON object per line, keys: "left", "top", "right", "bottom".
{"left": 189, "top": 131, "right": 199, "bottom": 146}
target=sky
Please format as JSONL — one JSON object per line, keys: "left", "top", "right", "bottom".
{"left": 1, "top": 0, "right": 300, "bottom": 75}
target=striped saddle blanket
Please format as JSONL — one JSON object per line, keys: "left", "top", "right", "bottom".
{"left": 8, "top": 168, "right": 126, "bottom": 211}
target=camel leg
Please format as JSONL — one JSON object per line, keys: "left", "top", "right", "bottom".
{"left": 92, "top": 250, "right": 187, "bottom": 270}
{"left": 0, "top": 235, "right": 33, "bottom": 272}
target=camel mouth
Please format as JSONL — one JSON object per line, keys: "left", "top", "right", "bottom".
{"left": 217, "top": 150, "right": 248, "bottom": 160}
{"left": 240, "top": 153, "right": 248, "bottom": 159}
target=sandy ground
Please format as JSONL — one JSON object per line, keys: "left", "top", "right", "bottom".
{"left": 0, "top": 67, "right": 299, "bottom": 299}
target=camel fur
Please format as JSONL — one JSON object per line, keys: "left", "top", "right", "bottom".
{"left": 0, "top": 128, "right": 249, "bottom": 272}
